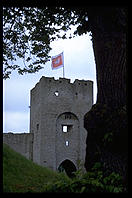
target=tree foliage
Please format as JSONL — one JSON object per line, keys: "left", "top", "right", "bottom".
{"left": 43, "top": 162, "right": 124, "bottom": 193}
{"left": 3, "top": 7, "right": 127, "bottom": 79}
{"left": 3, "top": 7, "right": 89, "bottom": 79}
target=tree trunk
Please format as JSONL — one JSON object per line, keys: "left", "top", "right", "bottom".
{"left": 91, "top": 10, "right": 127, "bottom": 109}
{"left": 84, "top": 8, "right": 128, "bottom": 190}
{"left": 93, "top": 32, "right": 127, "bottom": 110}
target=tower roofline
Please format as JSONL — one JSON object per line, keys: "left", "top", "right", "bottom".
{"left": 33, "top": 76, "right": 93, "bottom": 90}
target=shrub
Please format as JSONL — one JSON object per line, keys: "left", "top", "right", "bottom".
{"left": 43, "top": 162, "right": 124, "bottom": 193}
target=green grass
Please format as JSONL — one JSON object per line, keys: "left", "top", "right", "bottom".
{"left": 3, "top": 143, "right": 124, "bottom": 193}
{"left": 3, "top": 143, "right": 70, "bottom": 192}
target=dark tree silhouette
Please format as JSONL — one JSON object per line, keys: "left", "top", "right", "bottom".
{"left": 91, "top": 8, "right": 127, "bottom": 109}
{"left": 84, "top": 8, "right": 127, "bottom": 190}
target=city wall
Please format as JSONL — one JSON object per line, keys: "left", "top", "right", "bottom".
{"left": 3, "top": 133, "right": 33, "bottom": 160}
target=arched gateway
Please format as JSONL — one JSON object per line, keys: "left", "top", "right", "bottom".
{"left": 58, "top": 159, "right": 77, "bottom": 177}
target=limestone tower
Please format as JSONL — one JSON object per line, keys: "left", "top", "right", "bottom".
{"left": 30, "top": 76, "right": 93, "bottom": 173}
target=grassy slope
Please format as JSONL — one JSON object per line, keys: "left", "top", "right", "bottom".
{"left": 3, "top": 143, "right": 69, "bottom": 192}
{"left": 3, "top": 143, "right": 124, "bottom": 193}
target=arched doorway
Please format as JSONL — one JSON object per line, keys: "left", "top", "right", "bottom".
{"left": 58, "top": 159, "right": 77, "bottom": 177}
{"left": 56, "top": 112, "right": 80, "bottom": 170}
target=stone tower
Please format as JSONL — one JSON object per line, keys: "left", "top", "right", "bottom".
{"left": 30, "top": 76, "right": 93, "bottom": 172}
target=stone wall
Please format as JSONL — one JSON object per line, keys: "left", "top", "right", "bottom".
{"left": 3, "top": 133, "right": 33, "bottom": 160}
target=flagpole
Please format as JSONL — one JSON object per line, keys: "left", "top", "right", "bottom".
{"left": 63, "top": 65, "right": 65, "bottom": 78}
{"left": 62, "top": 51, "right": 65, "bottom": 78}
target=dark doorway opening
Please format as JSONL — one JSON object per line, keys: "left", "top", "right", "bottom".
{"left": 58, "top": 159, "right": 77, "bottom": 178}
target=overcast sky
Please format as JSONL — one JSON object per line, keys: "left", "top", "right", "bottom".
{"left": 3, "top": 32, "right": 97, "bottom": 133}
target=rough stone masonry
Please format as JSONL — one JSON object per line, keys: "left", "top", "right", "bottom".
{"left": 3, "top": 76, "right": 93, "bottom": 171}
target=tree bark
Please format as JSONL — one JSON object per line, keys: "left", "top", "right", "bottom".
{"left": 90, "top": 9, "right": 127, "bottom": 109}
{"left": 84, "top": 8, "right": 128, "bottom": 190}
{"left": 93, "top": 32, "right": 127, "bottom": 109}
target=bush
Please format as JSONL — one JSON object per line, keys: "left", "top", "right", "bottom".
{"left": 43, "top": 162, "right": 124, "bottom": 193}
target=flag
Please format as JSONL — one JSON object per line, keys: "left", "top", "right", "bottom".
{"left": 51, "top": 52, "right": 64, "bottom": 70}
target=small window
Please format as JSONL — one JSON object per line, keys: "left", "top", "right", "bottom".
{"left": 36, "top": 124, "right": 39, "bottom": 130}
{"left": 62, "top": 125, "right": 72, "bottom": 133}
{"left": 54, "top": 91, "right": 59, "bottom": 96}
{"left": 65, "top": 141, "right": 69, "bottom": 146}
{"left": 62, "top": 126, "right": 68, "bottom": 133}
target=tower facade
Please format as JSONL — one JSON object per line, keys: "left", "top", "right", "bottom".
{"left": 30, "top": 76, "right": 93, "bottom": 171}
